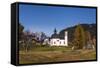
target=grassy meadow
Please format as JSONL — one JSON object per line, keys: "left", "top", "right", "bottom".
{"left": 19, "top": 46, "right": 96, "bottom": 64}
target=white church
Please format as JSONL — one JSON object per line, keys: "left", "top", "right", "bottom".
{"left": 43, "top": 29, "right": 68, "bottom": 46}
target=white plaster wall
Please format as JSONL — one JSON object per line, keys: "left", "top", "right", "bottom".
{"left": 50, "top": 38, "right": 60, "bottom": 46}
{"left": 50, "top": 39, "right": 68, "bottom": 46}
{"left": 64, "top": 31, "right": 68, "bottom": 46}
{"left": 59, "top": 40, "right": 65, "bottom": 46}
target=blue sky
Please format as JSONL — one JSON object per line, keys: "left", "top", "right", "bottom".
{"left": 19, "top": 4, "right": 96, "bottom": 36}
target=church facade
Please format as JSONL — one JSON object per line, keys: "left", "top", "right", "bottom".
{"left": 43, "top": 29, "right": 68, "bottom": 46}
{"left": 49, "top": 29, "right": 68, "bottom": 46}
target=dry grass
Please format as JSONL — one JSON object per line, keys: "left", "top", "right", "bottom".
{"left": 19, "top": 47, "right": 96, "bottom": 64}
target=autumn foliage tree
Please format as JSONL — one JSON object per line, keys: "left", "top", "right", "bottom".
{"left": 85, "top": 31, "right": 96, "bottom": 49}
{"left": 19, "top": 23, "right": 24, "bottom": 40}
{"left": 92, "top": 36, "right": 96, "bottom": 48}
{"left": 74, "top": 24, "right": 85, "bottom": 49}
{"left": 85, "top": 31, "right": 92, "bottom": 47}
{"left": 85, "top": 31, "right": 91, "bottom": 42}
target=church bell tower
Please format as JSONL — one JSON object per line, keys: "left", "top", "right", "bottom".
{"left": 65, "top": 31, "right": 68, "bottom": 46}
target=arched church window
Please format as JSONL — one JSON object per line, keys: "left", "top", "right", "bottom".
{"left": 60, "top": 42, "right": 61, "bottom": 44}
{"left": 54, "top": 42, "right": 56, "bottom": 44}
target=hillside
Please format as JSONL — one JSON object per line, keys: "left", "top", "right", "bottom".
{"left": 59, "top": 24, "right": 96, "bottom": 42}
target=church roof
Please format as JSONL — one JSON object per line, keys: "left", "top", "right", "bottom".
{"left": 51, "top": 28, "right": 65, "bottom": 39}
{"left": 51, "top": 33, "right": 59, "bottom": 38}
{"left": 51, "top": 33, "right": 64, "bottom": 39}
